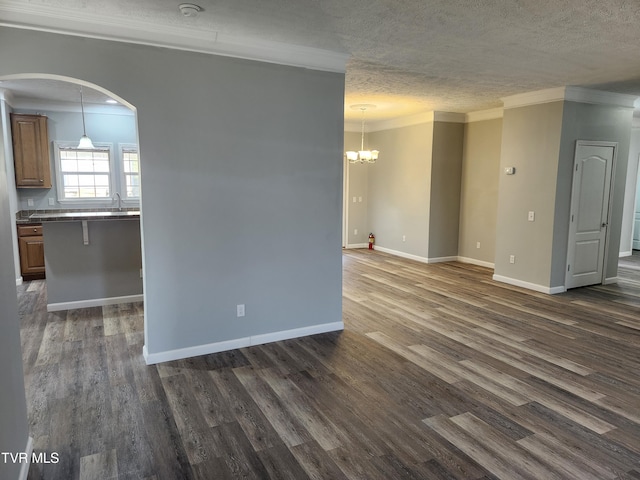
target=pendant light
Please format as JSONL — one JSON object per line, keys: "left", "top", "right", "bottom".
{"left": 346, "top": 104, "right": 379, "bottom": 164}
{"left": 77, "top": 86, "right": 95, "bottom": 149}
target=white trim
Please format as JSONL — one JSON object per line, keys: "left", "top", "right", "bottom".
{"left": 457, "top": 256, "right": 495, "bottom": 269}
{"left": 366, "top": 112, "right": 435, "bottom": 132}
{"left": 604, "top": 277, "right": 619, "bottom": 285}
{"left": 493, "top": 274, "right": 566, "bottom": 294}
{"left": 564, "top": 86, "right": 637, "bottom": 109}
{"left": 0, "top": 9, "right": 348, "bottom": 73}
{"left": 16, "top": 276, "right": 23, "bottom": 286}
{"left": 345, "top": 243, "right": 368, "bottom": 249}
{"left": 502, "top": 86, "right": 637, "bottom": 110}
{"left": 434, "top": 112, "right": 466, "bottom": 123}
{"left": 47, "top": 294, "right": 143, "bottom": 312}
{"left": 18, "top": 436, "right": 33, "bottom": 480}
{"left": 374, "top": 245, "right": 430, "bottom": 263}
{"left": 620, "top": 250, "right": 633, "bottom": 258}
{"left": 465, "top": 108, "right": 504, "bottom": 123}
{"left": 143, "top": 321, "right": 344, "bottom": 365}
{"left": 428, "top": 255, "right": 459, "bottom": 263}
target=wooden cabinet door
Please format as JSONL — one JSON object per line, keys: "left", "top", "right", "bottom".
{"left": 18, "top": 235, "right": 45, "bottom": 277}
{"left": 11, "top": 114, "right": 52, "bottom": 188}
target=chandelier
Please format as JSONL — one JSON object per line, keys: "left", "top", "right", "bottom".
{"left": 346, "top": 104, "right": 379, "bottom": 164}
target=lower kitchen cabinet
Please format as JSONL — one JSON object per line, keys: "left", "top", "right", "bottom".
{"left": 18, "top": 224, "right": 45, "bottom": 280}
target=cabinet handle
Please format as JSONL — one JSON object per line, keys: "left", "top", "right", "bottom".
{"left": 40, "top": 179, "right": 44, "bottom": 182}
{"left": 33, "top": 228, "right": 37, "bottom": 232}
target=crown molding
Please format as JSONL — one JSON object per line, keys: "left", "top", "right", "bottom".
{"left": 502, "top": 86, "right": 638, "bottom": 110}
{"left": 0, "top": 4, "right": 349, "bottom": 73}
{"left": 433, "top": 111, "right": 466, "bottom": 123}
{"left": 10, "top": 98, "right": 134, "bottom": 116}
{"left": 367, "top": 111, "right": 434, "bottom": 132}
{"left": 465, "top": 107, "right": 504, "bottom": 122}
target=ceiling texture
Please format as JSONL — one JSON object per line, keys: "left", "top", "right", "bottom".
{"left": 2, "top": 0, "right": 640, "bottom": 122}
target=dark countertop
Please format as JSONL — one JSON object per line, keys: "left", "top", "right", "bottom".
{"left": 16, "top": 208, "right": 140, "bottom": 224}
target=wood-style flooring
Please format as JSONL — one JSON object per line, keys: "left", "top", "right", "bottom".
{"left": 20, "top": 250, "right": 640, "bottom": 479}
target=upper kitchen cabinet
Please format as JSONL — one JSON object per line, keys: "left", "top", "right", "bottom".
{"left": 11, "top": 113, "right": 52, "bottom": 188}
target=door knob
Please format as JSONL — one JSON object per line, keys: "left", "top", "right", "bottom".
{"left": 602, "top": 222, "right": 608, "bottom": 228}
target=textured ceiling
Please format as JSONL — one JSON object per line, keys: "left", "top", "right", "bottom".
{"left": 2, "top": 0, "right": 640, "bottom": 122}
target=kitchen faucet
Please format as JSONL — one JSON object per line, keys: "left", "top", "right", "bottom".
{"left": 113, "top": 192, "right": 122, "bottom": 211}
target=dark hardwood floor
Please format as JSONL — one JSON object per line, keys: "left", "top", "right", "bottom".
{"left": 20, "top": 250, "right": 640, "bottom": 479}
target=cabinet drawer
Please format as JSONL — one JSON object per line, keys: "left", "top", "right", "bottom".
{"left": 18, "top": 225, "right": 43, "bottom": 237}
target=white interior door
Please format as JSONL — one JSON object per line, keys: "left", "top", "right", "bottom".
{"left": 566, "top": 141, "right": 615, "bottom": 290}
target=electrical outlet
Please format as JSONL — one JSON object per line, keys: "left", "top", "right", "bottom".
{"left": 402, "top": 235, "right": 406, "bottom": 242}
{"left": 354, "top": 229, "right": 358, "bottom": 235}
{"left": 476, "top": 242, "right": 481, "bottom": 249}
{"left": 353, "top": 196, "right": 357, "bottom": 203}
{"left": 528, "top": 211, "right": 535, "bottom": 222}
{"left": 509, "top": 255, "right": 515, "bottom": 264}
{"left": 48, "top": 197, "right": 55, "bottom": 206}
{"left": 27, "top": 198, "right": 34, "bottom": 207}
{"left": 358, "top": 196, "right": 363, "bottom": 202}
{"left": 237, "top": 304, "right": 245, "bottom": 317}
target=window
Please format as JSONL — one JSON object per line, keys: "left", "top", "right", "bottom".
{"left": 120, "top": 145, "right": 140, "bottom": 199}
{"left": 54, "top": 142, "right": 114, "bottom": 201}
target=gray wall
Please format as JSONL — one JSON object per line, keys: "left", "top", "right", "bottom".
{"left": 495, "top": 102, "right": 564, "bottom": 287}
{"left": 44, "top": 219, "right": 142, "bottom": 305}
{"left": 14, "top": 108, "right": 137, "bottom": 211}
{"left": 428, "top": 121, "right": 464, "bottom": 258}
{"left": 553, "top": 101, "right": 632, "bottom": 286}
{"left": 0, "top": 27, "right": 345, "bottom": 357}
{"left": 0, "top": 100, "right": 29, "bottom": 479}
{"left": 344, "top": 131, "right": 370, "bottom": 246}
{"left": 368, "top": 123, "right": 433, "bottom": 257}
{"left": 458, "top": 118, "right": 502, "bottom": 264}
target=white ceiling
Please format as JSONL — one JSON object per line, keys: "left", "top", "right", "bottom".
{"left": 2, "top": 0, "right": 640, "bottom": 122}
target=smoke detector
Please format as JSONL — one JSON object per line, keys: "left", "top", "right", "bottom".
{"left": 179, "top": 3, "right": 202, "bottom": 17}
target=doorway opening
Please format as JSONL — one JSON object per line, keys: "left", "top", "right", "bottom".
{"left": 0, "top": 74, "right": 145, "bottom": 311}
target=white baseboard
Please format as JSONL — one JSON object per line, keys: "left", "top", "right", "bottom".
{"left": 143, "top": 321, "right": 345, "bottom": 365}
{"left": 16, "top": 277, "right": 23, "bottom": 286}
{"left": 457, "top": 256, "right": 495, "bottom": 269}
{"left": 604, "top": 276, "right": 618, "bottom": 285}
{"left": 374, "top": 246, "right": 430, "bottom": 263}
{"left": 345, "top": 243, "right": 368, "bottom": 249}
{"left": 428, "top": 255, "right": 459, "bottom": 264}
{"left": 18, "top": 436, "right": 33, "bottom": 480}
{"left": 47, "top": 294, "right": 143, "bottom": 312}
{"left": 492, "top": 274, "right": 566, "bottom": 294}
{"left": 619, "top": 251, "right": 633, "bottom": 257}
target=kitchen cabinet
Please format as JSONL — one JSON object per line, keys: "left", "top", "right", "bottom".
{"left": 18, "top": 224, "right": 45, "bottom": 280}
{"left": 11, "top": 113, "right": 52, "bottom": 188}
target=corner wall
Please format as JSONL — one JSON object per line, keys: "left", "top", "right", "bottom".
{"left": 494, "top": 101, "right": 564, "bottom": 290}
{"left": 428, "top": 121, "right": 464, "bottom": 259}
{"left": 344, "top": 131, "right": 370, "bottom": 247}
{"left": 367, "top": 123, "right": 433, "bottom": 258}
{"left": 458, "top": 118, "right": 502, "bottom": 265}
{"left": 0, "top": 99, "right": 30, "bottom": 479}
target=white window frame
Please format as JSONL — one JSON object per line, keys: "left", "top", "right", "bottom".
{"left": 119, "top": 143, "right": 141, "bottom": 205}
{"left": 54, "top": 141, "right": 115, "bottom": 205}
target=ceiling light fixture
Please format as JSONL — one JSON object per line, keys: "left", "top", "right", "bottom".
{"left": 346, "top": 104, "right": 379, "bottom": 164}
{"left": 77, "top": 86, "right": 95, "bottom": 150}
{"left": 179, "top": 3, "right": 202, "bottom": 17}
